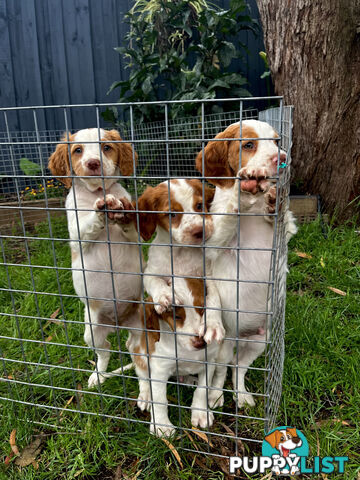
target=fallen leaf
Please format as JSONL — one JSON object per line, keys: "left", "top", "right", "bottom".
{"left": 9, "top": 429, "right": 20, "bottom": 456}
{"left": 50, "top": 308, "right": 60, "bottom": 319}
{"left": 45, "top": 335, "right": 53, "bottom": 342}
{"left": 295, "top": 250, "right": 312, "bottom": 259}
{"left": 131, "top": 470, "right": 142, "bottom": 480}
{"left": 60, "top": 396, "right": 74, "bottom": 417}
{"left": 219, "top": 422, "right": 245, "bottom": 455}
{"left": 320, "top": 256, "right": 325, "bottom": 268}
{"left": 14, "top": 436, "right": 43, "bottom": 467}
{"left": 183, "top": 431, "right": 199, "bottom": 451}
{"left": 327, "top": 287, "right": 346, "bottom": 296}
{"left": 88, "top": 360, "right": 96, "bottom": 366}
{"left": 74, "top": 469, "right": 85, "bottom": 478}
{"left": 191, "top": 427, "right": 214, "bottom": 447}
{"left": 161, "top": 438, "right": 183, "bottom": 469}
{"left": 4, "top": 451, "right": 14, "bottom": 465}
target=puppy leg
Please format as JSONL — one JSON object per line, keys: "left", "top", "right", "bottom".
{"left": 135, "top": 365, "right": 152, "bottom": 412}
{"left": 84, "top": 308, "right": 112, "bottom": 388}
{"left": 207, "top": 340, "right": 234, "bottom": 409}
{"left": 148, "top": 363, "right": 175, "bottom": 437}
{"left": 191, "top": 364, "right": 215, "bottom": 429}
{"left": 232, "top": 332, "right": 267, "bottom": 407}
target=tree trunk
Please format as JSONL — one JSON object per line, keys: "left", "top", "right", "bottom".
{"left": 257, "top": 0, "right": 360, "bottom": 219}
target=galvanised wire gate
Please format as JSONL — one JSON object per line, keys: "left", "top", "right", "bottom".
{"left": 0, "top": 97, "right": 293, "bottom": 458}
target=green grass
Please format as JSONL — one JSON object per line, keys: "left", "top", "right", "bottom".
{"left": 0, "top": 216, "right": 359, "bottom": 479}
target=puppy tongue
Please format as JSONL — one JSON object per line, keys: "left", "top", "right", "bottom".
{"left": 282, "top": 447, "right": 290, "bottom": 457}
{"left": 241, "top": 179, "right": 258, "bottom": 194}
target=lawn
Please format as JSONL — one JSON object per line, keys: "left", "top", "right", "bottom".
{"left": 0, "top": 215, "right": 359, "bottom": 479}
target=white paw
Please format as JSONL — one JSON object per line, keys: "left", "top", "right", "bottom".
{"left": 191, "top": 409, "right": 214, "bottom": 429}
{"left": 150, "top": 421, "right": 176, "bottom": 438}
{"left": 208, "top": 390, "right": 224, "bottom": 409}
{"left": 239, "top": 165, "right": 273, "bottom": 180}
{"left": 94, "top": 195, "right": 124, "bottom": 222}
{"left": 154, "top": 290, "right": 181, "bottom": 314}
{"left": 200, "top": 321, "right": 225, "bottom": 344}
{"left": 137, "top": 391, "right": 151, "bottom": 411}
{"left": 88, "top": 371, "right": 106, "bottom": 389}
{"left": 235, "top": 391, "right": 255, "bottom": 407}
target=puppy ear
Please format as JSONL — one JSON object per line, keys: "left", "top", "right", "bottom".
{"left": 144, "top": 299, "right": 159, "bottom": 330}
{"left": 137, "top": 186, "right": 158, "bottom": 241}
{"left": 264, "top": 431, "right": 279, "bottom": 449}
{"left": 107, "top": 129, "right": 137, "bottom": 176}
{"left": 48, "top": 134, "right": 72, "bottom": 188}
{"left": 287, "top": 427, "right": 298, "bottom": 438}
{"left": 195, "top": 129, "right": 234, "bottom": 188}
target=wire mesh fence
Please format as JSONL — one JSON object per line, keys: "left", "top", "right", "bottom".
{"left": 0, "top": 97, "right": 294, "bottom": 457}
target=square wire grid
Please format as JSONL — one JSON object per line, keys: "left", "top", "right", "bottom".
{"left": 0, "top": 98, "right": 292, "bottom": 457}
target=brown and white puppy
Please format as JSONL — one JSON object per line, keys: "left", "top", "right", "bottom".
{"left": 195, "top": 120, "right": 297, "bottom": 409}
{"left": 48, "top": 128, "right": 141, "bottom": 388}
{"left": 137, "top": 179, "right": 225, "bottom": 344}
{"left": 265, "top": 427, "right": 302, "bottom": 475}
{"left": 126, "top": 276, "right": 222, "bottom": 437}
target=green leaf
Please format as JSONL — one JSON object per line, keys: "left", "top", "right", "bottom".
{"left": 19, "top": 158, "right": 41, "bottom": 176}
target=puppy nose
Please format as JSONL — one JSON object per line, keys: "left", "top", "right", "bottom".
{"left": 86, "top": 159, "right": 100, "bottom": 170}
{"left": 271, "top": 152, "right": 286, "bottom": 165}
{"left": 292, "top": 436, "right": 301, "bottom": 444}
{"left": 191, "top": 226, "right": 204, "bottom": 240}
{"left": 192, "top": 336, "right": 206, "bottom": 349}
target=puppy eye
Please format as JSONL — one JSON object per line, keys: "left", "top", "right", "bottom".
{"left": 280, "top": 436, "right": 285, "bottom": 441}
{"left": 243, "top": 141, "right": 254, "bottom": 150}
{"left": 170, "top": 212, "right": 178, "bottom": 218}
{"left": 74, "top": 147, "right": 82, "bottom": 154}
{"left": 195, "top": 203, "right": 203, "bottom": 211}
{"left": 103, "top": 145, "right": 111, "bottom": 151}
{"left": 175, "top": 315, "right": 182, "bottom": 321}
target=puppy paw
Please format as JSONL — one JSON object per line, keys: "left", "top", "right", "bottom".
{"left": 199, "top": 321, "right": 225, "bottom": 344}
{"left": 88, "top": 372, "right": 106, "bottom": 389}
{"left": 191, "top": 409, "right": 214, "bottom": 429}
{"left": 235, "top": 391, "right": 255, "bottom": 408}
{"left": 94, "top": 194, "right": 126, "bottom": 222}
{"left": 137, "top": 391, "right": 151, "bottom": 412}
{"left": 154, "top": 290, "right": 181, "bottom": 314}
{"left": 264, "top": 185, "right": 277, "bottom": 214}
{"left": 150, "top": 422, "right": 176, "bottom": 438}
{"left": 208, "top": 390, "right": 224, "bottom": 409}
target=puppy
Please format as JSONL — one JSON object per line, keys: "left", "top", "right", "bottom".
{"left": 265, "top": 427, "right": 302, "bottom": 474}
{"left": 195, "top": 120, "right": 297, "bottom": 408}
{"left": 48, "top": 128, "right": 142, "bottom": 388}
{"left": 137, "top": 179, "right": 225, "bottom": 344}
{"left": 126, "top": 276, "right": 222, "bottom": 437}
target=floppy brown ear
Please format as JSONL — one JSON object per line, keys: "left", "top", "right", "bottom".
{"left": 107, "top": 129, "right": 137, "bottom": 176}
{"left": 195, "top": 129, "right": 234, "bottom": 188}
{"left": 137, "top": 187, "right": 158, "bottom": 241}
{"left": 264, "top": 430, "right": 280, "bottom": 449}
{"left": 48, "top": 134, "right": 72, "bottom": 188}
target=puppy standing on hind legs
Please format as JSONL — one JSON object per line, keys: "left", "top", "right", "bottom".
{"left": 48, "top": 128, "right": 142, "bottom": 388}
{"left": 195, "top": 119, "right": 297, "bottom": 409}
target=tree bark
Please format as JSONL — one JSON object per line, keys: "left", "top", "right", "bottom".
{"left": 257, "top": 0, "right": 360, "bottom": 219}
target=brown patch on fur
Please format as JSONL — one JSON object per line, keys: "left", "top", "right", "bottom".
{"left": 48, "top": 133, "right": 75, "bottom": 188}
{"left": 161, "top": 306, "right": 186, "bottom": 330}
{"left": 195, "top": 124, "right": 259, "bottom": 188}
{"left": 88, "top": 299, "right": 103, "bottom": 311}
{"left": 185, "top": 278, "right": 205, "bottom": 316}
{"left": 102, "top": 130, "right": 137, "bottom": 176}
{"left": 137, "top": 182, "right": 183, "bottom": 241}
{"left": 185, "top": 179, "right": 215, "bottom": 212}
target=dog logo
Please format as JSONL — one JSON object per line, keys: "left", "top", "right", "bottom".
{"left": 262, "top": 426, "right": 309, "bottom": 475}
